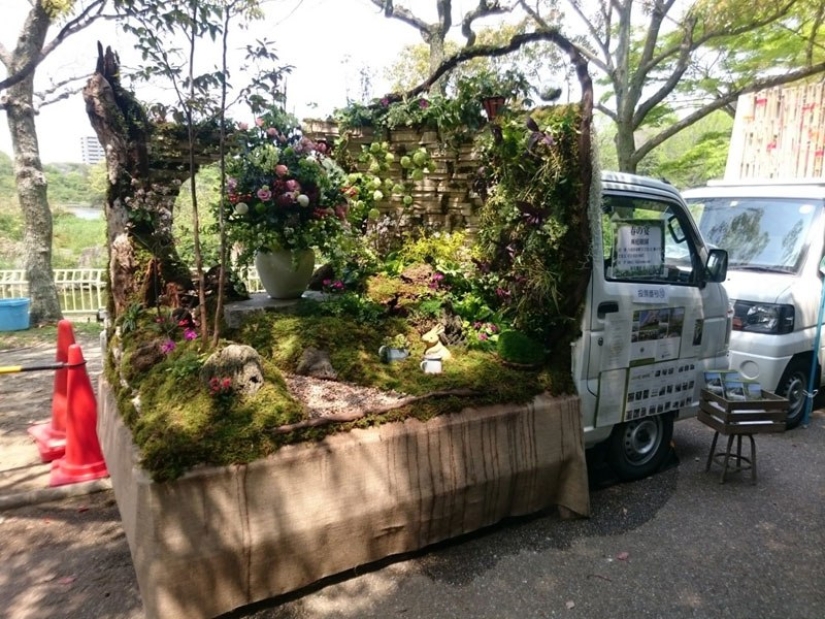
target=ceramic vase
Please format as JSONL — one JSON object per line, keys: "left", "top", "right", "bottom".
{"left": 254, "top": 248, "right": 315, "bottom": 299}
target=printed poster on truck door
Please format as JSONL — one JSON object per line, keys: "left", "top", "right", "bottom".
{"left": 612, "top": 219, "right": 664, "bottom": 279}
{"left": 630, "top": 307, "right": 684, "bottom": 364}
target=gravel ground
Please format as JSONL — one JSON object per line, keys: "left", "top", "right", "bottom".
{"left": 1, "top": 333, "right": 824, "bottom": 619}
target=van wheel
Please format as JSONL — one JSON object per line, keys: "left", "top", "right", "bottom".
{"left": 777, "top": 357, "right": 815, "bottom": 430}
{"left": 606, "top": 415, "right": 674, "bottom": 482}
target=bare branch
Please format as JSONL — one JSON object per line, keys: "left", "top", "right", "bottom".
{"left": 462, "top": 1, "right": 514, "bottom": 46}
{"left": 640, "top": 1, "right": 797, "bottom": 76}
{"left": 632, "top": 19, "right": 694, "bottom": 127}
{"left": 269, "top": 389, "right": 483, "bottom": 435}
{"left": 0, "top": 0, "right": 113, "bottom": 92}
{"left": 34, "top": 73, "right": 91, "bottom": 109}
{"left": 368, "top": 0, "right": 432, "bottom": 36}
{"left": 632, "top": 62, "right": 825, "bottom": 165}
{"left": 596, "top": 101, "right": 618, "bottom": 122}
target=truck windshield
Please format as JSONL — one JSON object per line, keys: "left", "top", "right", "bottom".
{"left": 687, "top": 197, "right": 819, "bottom": 273}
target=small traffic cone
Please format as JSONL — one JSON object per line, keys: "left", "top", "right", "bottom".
{"left": 50, "top": 343, "right": 108, "bottom": 487}
{"left": 28, "top": 319, "right": 75, "bottom": 461}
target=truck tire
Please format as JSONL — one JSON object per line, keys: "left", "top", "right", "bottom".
{"left": 606, "top": 414, "right": 674, "bottom": 482}
{"left": 777, "top": 357, "right": 815, "bottom": 430}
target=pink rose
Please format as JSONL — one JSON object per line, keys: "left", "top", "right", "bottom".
{"left": 266, "top": 127, "right": 277, "bottom": 137}
{"left": 255, "top": 117, "right": 264, "bottom": 127}
{"left": 285, "top": 179, "right": 299, "bottom": 192}
{"left": 238, "top": 122, "right": 249, "bottom": 131}
{"left": 275, "top": 164, "right": 288, "bottom": 177}
{"left": 257, "top": 186, "right": 272, "bottom": 201}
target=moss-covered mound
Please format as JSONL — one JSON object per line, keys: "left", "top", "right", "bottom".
{"left": 108, "top": 301, "right": 574, "bottom": 482}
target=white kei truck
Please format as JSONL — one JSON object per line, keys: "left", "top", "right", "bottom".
{"left": 576, "top": 172, "right": 730, "bottom": 481}
{"left": 683, "top": 181, "right": 825, "bottom": 430}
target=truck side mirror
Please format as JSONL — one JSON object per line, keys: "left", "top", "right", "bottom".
{"left": 704, "top": 248, "right": 728, "bottom": 283}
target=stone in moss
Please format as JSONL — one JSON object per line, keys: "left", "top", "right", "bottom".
{"left": 200, "top": 344, "right": 264, "bottom": 396}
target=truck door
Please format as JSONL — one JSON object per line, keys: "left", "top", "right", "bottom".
{"left": 582, "top": 189, "right": 729, "bottom": 431}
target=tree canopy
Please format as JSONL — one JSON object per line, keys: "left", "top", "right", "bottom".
{"left": 522, "top": 0, "right": 825, "bottom": 171}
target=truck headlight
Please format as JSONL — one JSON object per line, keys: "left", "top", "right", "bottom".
{"left": 731, "top": 300, "right": 794, "bottom": 334}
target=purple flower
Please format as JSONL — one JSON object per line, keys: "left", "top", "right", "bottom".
{"left": 161, "top": 340, "right": 176, "bottom": 354}
{"left": 184, "top": 328, "right": 197, "bottom": 341}
{"left": 380, "top": 97, "right": 390, "bottom": 107}
{"left": 418, "top": 99, "right": 430, "bottom": 109}
{"left": 479, "top": 332, "right": 489, "bottom": 341}
{"left": 227, "top": 177, "right": 237, "bottom": 191}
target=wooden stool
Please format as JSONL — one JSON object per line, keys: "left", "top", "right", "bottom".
{"left": 698, "top": 389, "right": 788, "bottom": 484}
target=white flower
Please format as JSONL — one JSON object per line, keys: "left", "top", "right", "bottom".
{"left": 234, "top": 202, "right": 249, "bottom": 215}
{"left": 297, "top": 194, "right": 310, "bottom": 207}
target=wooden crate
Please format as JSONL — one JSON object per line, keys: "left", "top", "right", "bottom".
{"left": 698, "top": 388, "right": 788, "bottom": 435}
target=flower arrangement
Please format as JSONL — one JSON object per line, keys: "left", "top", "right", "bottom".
{"left": 224, "top": 108, "right": 351, "bottom": 258}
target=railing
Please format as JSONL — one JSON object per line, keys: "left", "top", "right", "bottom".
{"left": 0, "top": 267, "right": 264, "bottom": 314}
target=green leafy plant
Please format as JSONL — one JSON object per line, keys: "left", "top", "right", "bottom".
{"left": 475, "top": 104, "right": 589, "bottom": 343}
{"left": 381, "top": 333, "right": 411, "bottom": 350}
{"left": 496, "top": 330, "right": 545, "bottom": 366}
{"left": 166, "top": 350, "right": 205, "bottom": 380}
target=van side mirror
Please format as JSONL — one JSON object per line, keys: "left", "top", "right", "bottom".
{"left": 704, "top": 248, "right": 728, "bottom": 283}
{"left": 819, "top": 255, "right": 825, "bottom": 277}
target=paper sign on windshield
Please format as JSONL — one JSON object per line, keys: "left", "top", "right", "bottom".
{"left": 613, "top": 220, "right": 664, "bottom": 278}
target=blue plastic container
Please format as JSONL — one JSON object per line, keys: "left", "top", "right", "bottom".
{"left": 0, "top": 298, "right": 30, "bottom": 331}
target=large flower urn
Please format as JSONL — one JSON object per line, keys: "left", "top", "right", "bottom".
{"left": 254, "top": 248, "right": 315, "bottom": 299}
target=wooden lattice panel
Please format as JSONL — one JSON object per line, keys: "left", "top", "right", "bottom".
{"left": 726, "top": 82, "right": 825, "bottom": 180}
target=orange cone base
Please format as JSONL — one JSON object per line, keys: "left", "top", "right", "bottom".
{"left": 49, "top": 456, "right": 108, "bottom": 487}
{"left": 27, "top": 423, "right": 67, "bottom": 462}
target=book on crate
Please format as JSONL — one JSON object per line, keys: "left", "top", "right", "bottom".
{"left": 704, "top": 370, "right": 741, "bottom": 396}
{"left": 743, "top": 381, "right": 764, "bottom": 401}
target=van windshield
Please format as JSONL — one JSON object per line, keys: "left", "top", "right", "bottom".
{"left": 686, "top": 197, "right": 820, "bottom": 273}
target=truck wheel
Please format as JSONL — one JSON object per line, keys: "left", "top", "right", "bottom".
{"left": 606, "top": 414, "right": 674, "bottom": 482}
{"left": 777, "top": 357, "right": 815, "bottom": 430}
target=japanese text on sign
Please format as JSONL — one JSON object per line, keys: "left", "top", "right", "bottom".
{"left": 613, "top": 221, "right": 664, "bottom": 278}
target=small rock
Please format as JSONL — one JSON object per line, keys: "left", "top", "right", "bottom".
{"left": 200, "top": 344, "right": 264, "bottom": 396}
{"left": 296, "top": 347, "right": 337, "bottom": 380}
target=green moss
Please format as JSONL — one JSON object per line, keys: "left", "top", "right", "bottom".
{"left": 496, "top": 330, "right": 546, "bottom": 366}
{"left": 114, "top": 306, "right": 576, "bottom": 482}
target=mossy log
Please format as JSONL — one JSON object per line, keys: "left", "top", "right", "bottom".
{"left": 82, "top": 43, "right": 201, "bottom": 318}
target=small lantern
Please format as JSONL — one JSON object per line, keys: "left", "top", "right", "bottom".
{"left": 481, "top": 95, "right": 506, "bottom": 122}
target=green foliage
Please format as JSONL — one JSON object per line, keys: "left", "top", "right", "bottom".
{"left": 335, "top": 69, "right": 533, "bottom": 140}
{"left": 496, "top": 330, "right": 546, "bottom": 366}
{"left": 475, "top": 104, "right": 587, "bottom": 342}
{"left": 44, "top": 163, "right": 105, "bottom": 207}
{"left": 175, "top": 164, "right": 221, "bottom": 266}
{"left": 166, "top": 350, "right": 206, "bottom": 380}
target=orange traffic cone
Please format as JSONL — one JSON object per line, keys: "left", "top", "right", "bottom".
{"left": 50, "top": 343, "right": 108, "bottom": 487}
{"left": 28, "top": 319, "right": 75, "bottom": 461}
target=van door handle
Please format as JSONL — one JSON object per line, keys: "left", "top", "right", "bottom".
{"left": 598, "top": 301, "right": 619, "bottom": 319}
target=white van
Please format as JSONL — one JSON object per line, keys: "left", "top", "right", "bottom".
{"left": 575, "top": 173, "right": 730, "bottom": 480}
{"left": 683, "top": 181, "right": 825, "bottom": 429}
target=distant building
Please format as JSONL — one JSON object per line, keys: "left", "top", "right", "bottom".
{"left": 80, "top": 136, "right": 105, "bottom": 165}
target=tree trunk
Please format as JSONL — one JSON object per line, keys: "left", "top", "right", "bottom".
{"left": 614, "top": 121, "right": 638, "bottom": 173}
{"left": 428, "top": 36, "right": 447, "bottom": 96}
{"left": 83, "top": 44, "right": 195, "bottom": 319}
{"left": 3, "top": 4, "right": 62, "bottom": 325}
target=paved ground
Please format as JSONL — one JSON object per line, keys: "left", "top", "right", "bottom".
{"left": 1, "top": 334, "right": 824, "bottom": 619}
